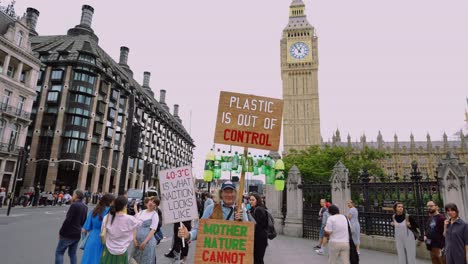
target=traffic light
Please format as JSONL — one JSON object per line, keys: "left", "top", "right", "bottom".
{"left": 129, "top": 126, "right": 141, "bottom": 158}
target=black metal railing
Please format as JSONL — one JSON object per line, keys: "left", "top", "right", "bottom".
{"left": 0, "top": 102, "right": 31, "bottom": 120}
{"left": 302, "top": 182, "right": 331, "bottom": 240}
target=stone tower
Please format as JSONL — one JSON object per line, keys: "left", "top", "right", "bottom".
{"left": 281, "top": 0, "right": 321, "bottom": 153}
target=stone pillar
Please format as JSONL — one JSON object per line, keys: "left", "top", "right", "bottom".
{"left": 44, "top": 66, "right": 72, "bottom": 192}
{"left": 265, "top": 184, "right": 284, "bottom": 235}
{"left": 438, "top": 152, "right": 468, "bottom": 220}
{"left": 23, "top": 67, "right": 51, "bottom": 190}
{"left": 2, "top": 55, "right": 10, "bottom": 75}
{"left": 283, "top": 165, "right": 303, "bottom": 237}
{"left": 14, "top": 62, "right": 23, "bottom": 82}
{"left": 330, "top": 161, "right": 351, "bottom": 214}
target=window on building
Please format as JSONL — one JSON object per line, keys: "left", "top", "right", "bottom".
{"left": 93, "top": 122, "right": 103, "bottom": 135}
{"left": 110, "top": 89, "right": 119, "bottom": 102}
{"left": 68, "top": 115, "right": 89, "bottom": 127}
{"left": 51, "top": 85, "right": 62, "bottom": 92}
{"left": 68, "top": 107, "right": 90, "bottom": 117}
{"left": 61, "top": 138, "right": 86, "bottom": 155}
{"left": 2, "top": 90, "right": 12, "bottom": 107}
{"left": 17, "top": 96, "right": 25, "bottom": 113}
{"left": 47, "top": 91, "right": 59, "bottom": 103}
{"left": 73, "top": 72, "right": 96, "bottom": 85}
{"left": 78, "top": 54, "right": 96, "bottom": 64}
{"left": 9, "top": 123, "right": 18, "bottom": 146}
{"left": 15, "top": 31, "right": 24, "bottom": 46}
{"left": 51, "top": 70, "right": 63, "bottom": 81}
{"left": 70, "top": 94, "right": 92, "bottom": 105}
{"left": 108, "top": 108, "right": 116, "bottom": 121}
{"left": 105, "top": 127, "right": 114, "bottom": 139}
{"left": 0, "top": 119, "right": 5, "bottom": 142}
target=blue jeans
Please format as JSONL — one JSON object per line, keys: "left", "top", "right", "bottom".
{"left": 55, "top": 237, "right": 79, "bottom": 264}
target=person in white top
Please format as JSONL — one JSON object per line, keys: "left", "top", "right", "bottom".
{"left": 132, "top": 196, "right": 159, "bottom": 264}
{"left": 324, "top": 204, "right": 350, "bottom": 264}
{"left": 100, "top": 196, "right": 142, "bottom": 263}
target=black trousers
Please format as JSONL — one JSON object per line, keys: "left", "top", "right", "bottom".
{"left": 254, "top": 238, "right": 267, "bottom": 264}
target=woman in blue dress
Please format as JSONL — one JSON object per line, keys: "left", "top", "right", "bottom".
{"left": 347, "top": 200, "right": 361, "bottom": 255}
{"left": 81, "top": 193, "right": 115, "bottom": 264}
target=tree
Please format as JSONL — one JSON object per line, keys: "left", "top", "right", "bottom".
{"left": 283, "top": 145, "right": 387, "bottom": 182}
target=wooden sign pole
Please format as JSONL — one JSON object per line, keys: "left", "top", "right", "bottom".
{"left": 236, "top": 146, "right": 249, "bottom": 216}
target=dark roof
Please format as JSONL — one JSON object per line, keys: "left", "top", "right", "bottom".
{"left": 0, "top": 11, "right": 15, "bottom": 35}
{"left": 30, "top": 32, "right": 194, "bottom": 146}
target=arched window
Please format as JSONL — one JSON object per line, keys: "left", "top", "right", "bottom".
{"left": 16, "top": 31, "right": 24, "bottom": 46}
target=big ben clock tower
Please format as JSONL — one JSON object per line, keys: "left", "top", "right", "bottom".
{"left": 281, "top": 0, "right": 321, "bottom": 153}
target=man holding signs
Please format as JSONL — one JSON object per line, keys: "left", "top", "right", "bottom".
{"left": 177, "top": 181, "right": 251, "bottom": 263}
{"left": 158, "top": 166, "right": 199, "bottom": 263}
{"left": 179, "top": 91, "right": 283, "bottom": 264}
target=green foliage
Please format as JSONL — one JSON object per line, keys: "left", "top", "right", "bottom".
{"left": 284, "top": 145, "right": 387, "bottom": 182}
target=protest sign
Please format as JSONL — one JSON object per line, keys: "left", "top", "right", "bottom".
{"left": 195, "top": 219, "right": 254, "bottom": 264}
{"left": 214, "top": 91, "right": 284, "bottom": 151}
{"left": 158, "top": 166, "right": 198, "bottom": 225}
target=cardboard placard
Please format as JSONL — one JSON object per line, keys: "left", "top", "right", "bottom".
{"left": 214, "top": 91, "right": 283, "bottom": 151}
{"left": 194, "top": 219, "right": 255, "bottom": 264}
{"left": 158, "top": 166, "right": 198, "bottom": 225}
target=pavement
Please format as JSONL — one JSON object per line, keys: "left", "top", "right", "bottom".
{"left": 0, "top": 205, "right": 431, "bottom": 264}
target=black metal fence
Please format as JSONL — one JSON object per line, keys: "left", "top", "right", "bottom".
{"left": 301, "top": 162, "right": 442, "bottom": 240}
{"left": 302, "top": 182, "right": 331, "bottom": 240}
{"left": 351, "top": 165, "right": 442, "bottom": 238}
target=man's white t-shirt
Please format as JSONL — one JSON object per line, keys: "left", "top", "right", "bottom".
{"left": 324, "top": 214, "right": 349, "bottom": 243}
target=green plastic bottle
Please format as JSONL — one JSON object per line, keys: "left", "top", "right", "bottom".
{"left": 232, "top": 151, "right": 239, "bottom": 172}
{"left": 247, "top": 152, "right": 254, "bottom": 173}
{"left": 253, "top": 155, "right": 259, "bottom": 176}
{"left": 203, "top": 149, "right": 215, "bottom": 182}
{"left": 214, "top": 149, "right": 221, "bottom": 179}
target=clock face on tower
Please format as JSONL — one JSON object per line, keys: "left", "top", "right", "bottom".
{"left": 289, "top": 42, "right": 310, "bottom": 60}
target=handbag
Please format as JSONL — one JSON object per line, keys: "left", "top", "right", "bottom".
{"left": 346, "top": 216, "right": 360, "bottom": 264}
{"left": 78, "top": 231, "right": 89, "bottom": 250}
{"left": 100, "top": 215, "right": 109, "bottom": 245}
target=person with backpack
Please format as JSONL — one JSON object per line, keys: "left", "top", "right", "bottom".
{"left": 392, "top": 202, "right": 418, "bottom": 264}
{"left": 248, "top": 192, "right": 269, "bottom": 264}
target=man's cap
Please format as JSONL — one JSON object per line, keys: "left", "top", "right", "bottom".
{"left": 221, "top": 181, "right": 236, "bottom": 191}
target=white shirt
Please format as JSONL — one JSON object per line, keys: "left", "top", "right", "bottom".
{"left": 325, "top": 214, "right": 349, "bottom": 243}
{"left": 102, "top": 214, "right": 142, "bottom": 255}
{"left": 136, "top": 209, "right": 159, "bottom": 231}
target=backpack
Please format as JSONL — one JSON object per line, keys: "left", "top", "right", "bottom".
{"left": 266, "top": 210, "right": 277, "bottom": 240}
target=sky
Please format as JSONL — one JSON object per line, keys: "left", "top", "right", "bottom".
{"left": 12, "top": 0, "right": 468, "bottom": 179}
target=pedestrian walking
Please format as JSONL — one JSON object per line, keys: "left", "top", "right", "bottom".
{"left": 55, "top": 189, "right": 88, "bottom": 264}
{"left": 178, "top": 181, "right": 248, "bottom": 241}
{"left": 100, "top": 195, "right": 142, "bottom": 264}
{"left": 324, "top": 204, "right": 350, "bottom": 264}
{"left": 248, "top": 192, "right": 269, "bottom": 264}
{"left": 316, "top": 202, "right": 331, "bottom": 255}
{"left": 0, "top": 188, "right": 5, "bottom": 208}
{"left": 132, "top": 196, "right": 159, "bottom": 264}
{"left": 81, "top": 193, "right": 114, "bottom": 264}
{"left": 347, "top": 200, "right": 361, "bottom": 255}
{"left": 392, "top": 202, "right": 418, "bottom": 264}
{"left": 424, "top": 201, "right": 445, "bottom": 264}
{"left": 443, "top": 203, "right": 468, "bottom": 264}
{"left": 315, "top": 199, "right": 328, "bottom": 250}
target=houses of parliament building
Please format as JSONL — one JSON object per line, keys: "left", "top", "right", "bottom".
{"left": 281, "top": 0, "right": 467, "bottom": 179}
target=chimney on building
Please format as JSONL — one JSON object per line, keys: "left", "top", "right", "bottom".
{"left": 174, "top": 104, "right": 182, "bottom": 124}
{"left": 160, "top": 90, "right": 169, "bottom": 111}
{"left": 80, "top": 5, "right": 94, "bottom": 28}
{"left": 119, "top": 46, "right": 129, "bottom": 66}
{"left": 25, "top": 8, "right": 40, "bottom": 36}
{"left": 143, "top": 72, "right": 151, "bottom": 87}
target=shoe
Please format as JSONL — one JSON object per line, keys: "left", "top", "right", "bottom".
{"left": 314, "top": 245, "right": 321, "bottom": 249}
{"left": 164, "top": 252, "right": 175, "bottom": 258}
{"left": 315, "top": 249, "right": 324, "bottom": 255}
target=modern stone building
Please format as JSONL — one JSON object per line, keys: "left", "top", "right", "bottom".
{"left": 281, "top": 0, "right": 321, "bottom": 153}
{"left": 328, "top": 129, "right": 468, "bottom": 179}
{"left": 22, "top": 5, "right": 194, "bottom": 194}
{"left": 0, "top": 8, "right": 42, "bottom": 192}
